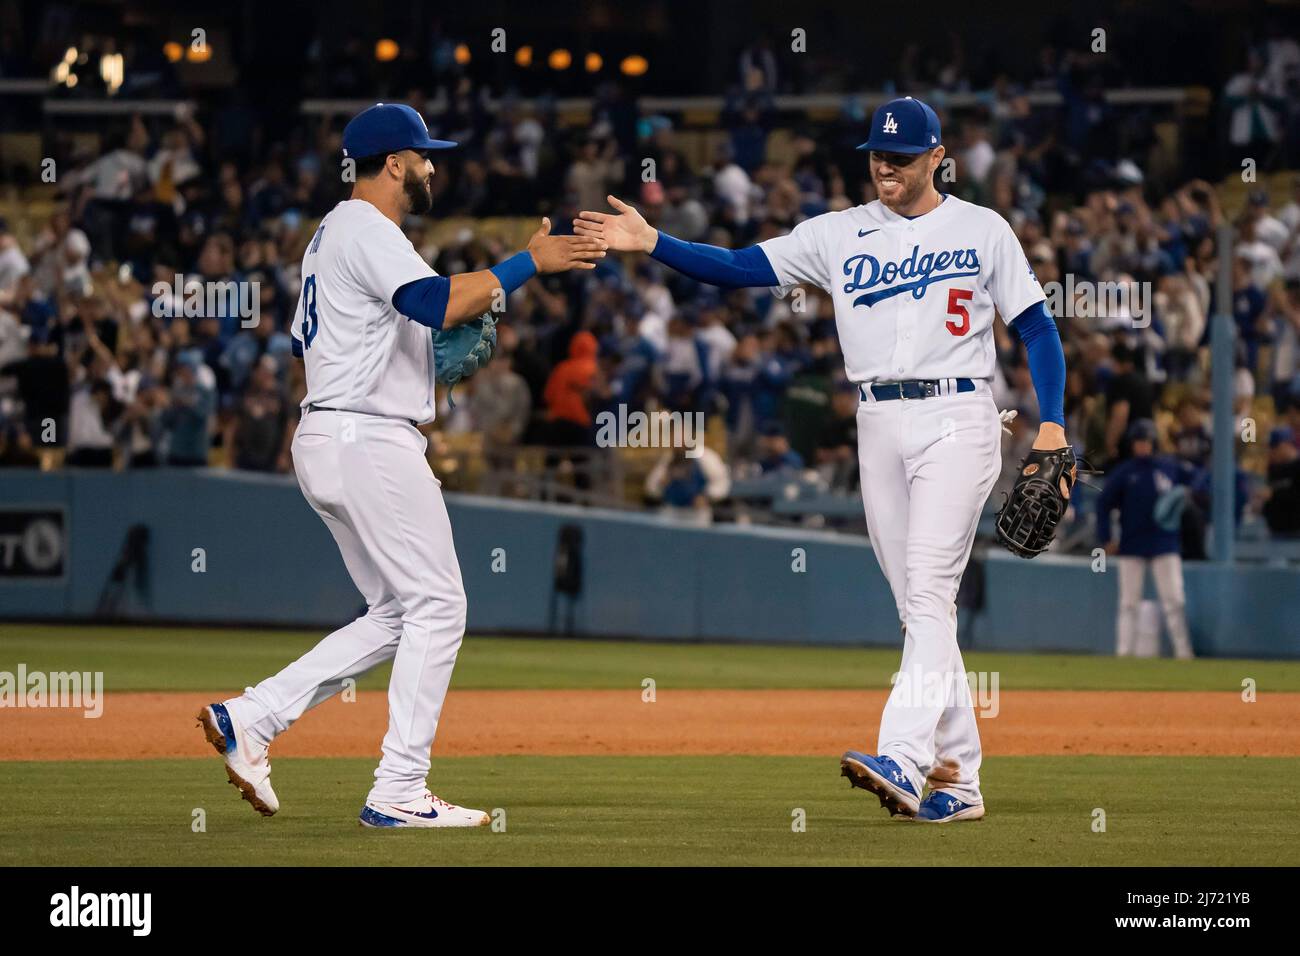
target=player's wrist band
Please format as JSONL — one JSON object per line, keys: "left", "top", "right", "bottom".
{"left": 490, "top": 251, "right": 537, "bottom": 295}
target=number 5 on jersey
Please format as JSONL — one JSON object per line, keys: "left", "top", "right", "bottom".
{"left": 946, "top": 288, "right": 973, "bottom": 336}
{"left": 301, "top": 274, "right": 319, "bottom": 349}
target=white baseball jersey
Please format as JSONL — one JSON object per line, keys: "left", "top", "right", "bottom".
{"left": 759, "top": 195, "right": 1044, "bottom": 384}
{"left": 292, "top": 199, "right": 439, "bottom": 423}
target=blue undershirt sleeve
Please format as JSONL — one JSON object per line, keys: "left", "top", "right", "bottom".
{"left": 392, "top": 275, "right": 452, "bottom": 331}
{"left": 650, "top": 232, "right": 780, "bottom": 289}
{"left": 1010, "top": 301, "right": 1066, "bottom": 427}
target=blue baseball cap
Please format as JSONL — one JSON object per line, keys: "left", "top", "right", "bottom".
{"left": 342, "top": 103, "right": 457, "bottom": 160}
{"left": 1127, "top": 418, "right": 1158, "bottom": 443}
{"left": 1269, "top": 426, "right": 1296, "bottom": 449}
{"left": 857, "top": 97, "right": 942, "bottom": 154}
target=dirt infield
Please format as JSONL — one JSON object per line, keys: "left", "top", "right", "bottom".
{"left": 3, "top": 688, "right": 1298, "bottom": 760}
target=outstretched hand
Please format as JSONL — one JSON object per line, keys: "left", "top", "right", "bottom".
{"left": 527, "top": 217, "right": 608, "bottom": 274}
{"left": 573, "top": 195, "right": 659, "bottom": 254}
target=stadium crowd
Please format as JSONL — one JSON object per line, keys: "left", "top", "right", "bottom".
{"left": 2, "top": 45, "right": 1300, "bottom": 548}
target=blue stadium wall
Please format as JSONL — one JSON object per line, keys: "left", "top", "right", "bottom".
{"left": 1, "top": 470, "right": 1297, "bottom": 658}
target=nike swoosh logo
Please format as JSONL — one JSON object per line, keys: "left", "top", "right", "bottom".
{"left": 857, "top": 228, "right": 880, "bottom": 238}
{"left": 383, "top": 805, "right": 439, "bottom": 819}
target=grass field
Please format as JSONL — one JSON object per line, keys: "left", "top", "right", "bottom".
{"left": 2, "top": 756, "right": 1297, "bottom": 866}
{"left": 3, "top": 624, "right": 1298, "bottom": 692}
{"left": 2, "top": 624, "right": 1296, "bottom": 866}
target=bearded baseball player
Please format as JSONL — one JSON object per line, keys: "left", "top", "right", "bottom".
{"left": 197, "top": 103, "right": 605, "bottom": 828}
{"left": 575, "top": 96, "right": 1074, "bottom": 823}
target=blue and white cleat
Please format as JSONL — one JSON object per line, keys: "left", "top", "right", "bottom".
{"left": 840, "top": 751, "right": 920, "bottom": 817}
{"left": 360, "top": 791, "right": 490, "bottom": 829}
{"left": 915, "top": 790, "right": 985, "bottom": 823}
{"left": 196, "top": 702, "right": 279, "bottom": 817}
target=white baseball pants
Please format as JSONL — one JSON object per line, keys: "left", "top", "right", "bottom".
{"left": 856, "top": 384, "right": 1002, "bottom": 806}
{"left": 226, "top": 408, "right": 468, "bottom": 804}
{"left": 1115, "top": 554, "right": 1193, "bottom": 659}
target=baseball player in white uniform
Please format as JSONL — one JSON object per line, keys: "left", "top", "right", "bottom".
{"left": 574, "top": 97, "right": 1069, "bottom": 823}
{"left": 197, "top": 103, "right": 605, "bottom": 828}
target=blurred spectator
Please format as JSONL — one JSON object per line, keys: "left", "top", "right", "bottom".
{"left": 737, "top": 37, "right": 778, "bottom": 94}
{"left": 1263, "top": 427, "right": 1300, "bottom": 536}
{"left": 227, "top": 357, "right": 290, "bottom": 471}
{"left": 645, "top": 444, "right": 731, "bottom": 524}
{"left": 65, "top": 378, "right": 117, "bottom": 467}
{"left": 0, "top": 219, "right": 30, "bottom": 295}
{"left": 1104, "top": 342, "right": 1155, "bottom": 462}
{"left": 160, "top": 356, "right": 215, "bottom": 466}
{"left": 756, "top": 422, "right": 804, "bottom": 474}
{"left": 31, "top": 223, "right": 93, "bottom": 301}
{"left": 712, "top": 143, "right": 754, "bottom": 228}
{"left": 815, "top": 381, "right": 860, "bottom": 491}
{"left": 1231, "top": 251, "right": 1270, "bottom": 379}
{"left": 961, "top": 122, "right": 997, "bottom": 189}
{"left": 464, "top": 325, "right": 532, "bottom": 446}
{"left": 1245, "top": 190, "right": 1290, "bottom": 251}
{"left": 1096, "top": 419, "right": 1195, "bottom": 659}
{"left": 1235, "top": 219, "right": 1283, "bottom": 289}
{"left": 566, "top": 131, "right": 623, "bottom": 217}
{"left": 1268, "top": 279, "right": 1300, "bottom": 406}
{"left": 0, "top": 423, "right": 40, "bottom": 468}
{"left": 656, "top": 315, "right": 707, "bottom": 408}
{"left": 1155, "top": 271, "right": 1206, "bottom": 380}
{"left": 1223, "top": 50, "right": 1287, "bottom": 169}
{"left": 2, "top": 336, "right": 69, "bottom": 445}
{"left": 543, "top": 330, "right": 600, "bottom": 446}
{"left": 1278, "top": 175, "right": 1300, "bottom": 234}
{"left": 1170, "top": 397, "right": 1213, "bottom": 467}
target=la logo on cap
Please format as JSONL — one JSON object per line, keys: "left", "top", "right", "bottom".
{"left": 883, "top": 112, "right": 898, "bottom": 134}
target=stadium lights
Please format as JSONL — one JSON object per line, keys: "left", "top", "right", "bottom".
{"left": 515, "top": 45, "right": 533, "bottom": 67}
{"left": 454, "top": 43, "right": 471, "bottom": 65}
{"left": 375, "top": 39, "right": 399, "bottom": 62}
{"left": 52, "top": 47, "right": 78, "bottom": 87}
{"left": 585, "top": 52, "right": 602, "bottom": 72}
{"left": 185, "top": 45, "right": 212, "bottom": 63}
{"left": 548, "top": 48, "right": 572, "bottom": 70}
{"left": 51, "top": 47, "right": 77, "bottom": 86}
{"left": 620, "top": 55, "right": 648, "bottom": 76}
{"left": 100, "top": 52, "right": 124, "bottom": 94}
{"left": 163, "top": 41, "right": 182, "bottom": 63}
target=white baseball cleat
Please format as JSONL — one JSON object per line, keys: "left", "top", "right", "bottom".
{"left": 196, "top": 702, "right": 279, "bottom": 817}
{"left": 359, "top": 791, "right": 490, "bottom": 828}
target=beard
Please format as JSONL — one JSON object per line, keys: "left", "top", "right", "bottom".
{"left": 402, "top": 168, "right": 433, "bottom": 216}
{"left": 874, "top": 171, "right": 928, "bottom": 211}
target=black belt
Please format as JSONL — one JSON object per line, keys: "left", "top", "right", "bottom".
{"left": 859, "top": 378, "right": 975, "bottom": 402}
{"left": 308, "top": 404, "right": 419, "bottom": 427}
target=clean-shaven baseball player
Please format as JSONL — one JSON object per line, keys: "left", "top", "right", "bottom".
{"left": 575, "top": 97, "right": 1068, "bottom": 823}
{"left": 197, "top": 103, "right": 605, "bottom": 828}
